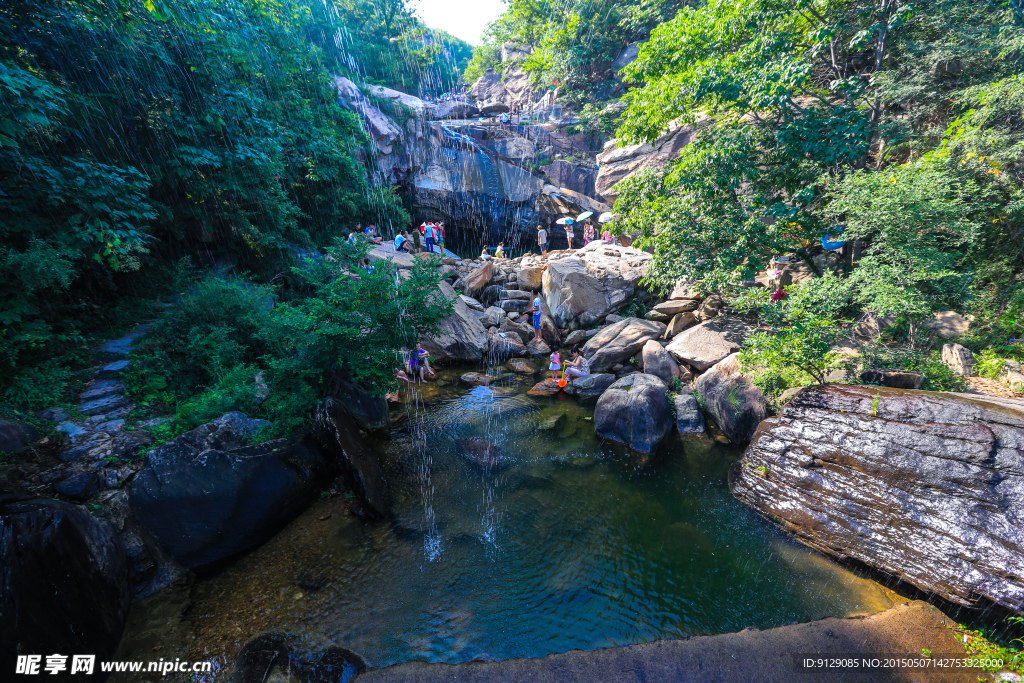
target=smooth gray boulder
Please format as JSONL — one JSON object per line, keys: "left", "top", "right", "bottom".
{"left": 666, "top": 316, "right": 754, "bottom": 371}
{"left": 674, "top": 394, "right": 706, "bottom": 435}
{"left": 542, "top": 242, "right": 650, "bottom": 327}
{"left": 489, "top": 332, "right": 527, "bottom": 361}
{"left": 582, "top": 317, "right": 666, "bottom": 372}
{"left": 422, "top": 282, "right": 489, "bottom": 363}
{"left": 942, "top": 342, "right": 975, "bottom": 377}
{"left": 130, "top": 413, "right": 336, "bottom": 570}
{"left": 731, "top": 385, "right": 1024, "bottom": 613}
{"left": 641, "top": 339, "right": 680, "bottom": 384}
{"left": 1, "top": 495, "right": 131, "bottom": 675}
{"left": 694, "top": 354, "right": 769, "bottom": 444}
{"left": 594, "top": 374, "right": 672, "bottom": 454}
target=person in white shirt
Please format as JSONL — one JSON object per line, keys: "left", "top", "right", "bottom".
{"left": 564, "top": 347, "right": 591, "bottom": 380}
{"left": 537, "top": 225, "right": 548, "bottom": 256}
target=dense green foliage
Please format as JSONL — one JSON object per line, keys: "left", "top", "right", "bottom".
{"left": 465, "top": 0, "right": 692, "bottom": 101}
{"left": 129, "top": 243, "right": 451, "bottom": 436}
{"left": 606, "top": 0, "right": 1024, "bottom": 388}
{"left": 0, "top": 0, "right": 462, "bottom": 422}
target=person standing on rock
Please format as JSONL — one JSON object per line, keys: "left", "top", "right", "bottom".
{"left": 424, "top": 222, "right": 436, "bottom": 254}
{"left": 412, "top": 227, "right": 421, "bottom": 253}
{"left": 548, "top": 346, "right": 562, "bottom": 381}
{"left": 531, "top": 292, "right": 543, "bottom": 342}
{"left": 583, "top": 220, "right": 595, "bottom": 245}
{"left": 537, "top": 224, "right": 548, "bottom": 256}
{"left": 495, "top": 242, "right": 506, "bottom": 259}
{"left": 565, "top": 222, "right": 575, "bottom": 250}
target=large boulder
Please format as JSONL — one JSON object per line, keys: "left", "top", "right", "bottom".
{"left": 315, "top": 399, "right": 389, "bottom": 519}
{"left": 942, "top": 342, "right": 975, "bottom": 377}
{"left": 594, "top": 374, "right": 672, "bottom": 454}
{"left": 422, "top": 281, "right": 489, "bottom": 363}
{"left": 923, "top": 310, "right": 969, "bottom": 339}
{"left": 563, "top": 373, "right": 615, "bottom": 403}
{"left": 666, "top": 316, "right": 754, "bottom": 371}
{"left": 731, "top": 384, "right": 1024, "bottom": 612}
{"left": 694, "top": 354, "right": 769, "bottom": 444}
{"left": 229, "top": 632, "right": 366, "bottom": 683}
{"left": 334, "top": 380, "right": 389, "bottom": 430}
{"left": 462, "top": 260, "right": 494, "bottom": 298}
{"left": 1, "top": 494, "right": 130, "bottom": 677}
{"left": 542, "top": 242, "right": 651, "bottom": 328}
{"left": 0, "top": 418, "right": 39, "bottom": 454}
{"left": 582, "top": 317, "right": 666, "bottom": 372}
{"left": 129, "top": 413, "right": 337, "bottom": 570}
{"left": 517, "top": 259, "right": 545, "bottom": 291}
{"left": 641, "top": 339, "right": 680, "bottom": 384}
{"left": 488, "top": 332, "right": 528, "bottom": 361}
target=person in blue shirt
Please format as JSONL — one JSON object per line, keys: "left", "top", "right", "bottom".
{"left": 530, "top": 292, "right": 543, "bottom": 342}
{"left": 395, "top": 231, "right": 409, "bottom": 253}
{"left": 424, "top": 223, "right": 436, "bottom": 253}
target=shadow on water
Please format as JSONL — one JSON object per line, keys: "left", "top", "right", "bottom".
{"left": 114, "top": 367, "right": 909, "bottom": 677}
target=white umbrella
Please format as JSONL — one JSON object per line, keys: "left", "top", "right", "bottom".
{"left": 555, "top": 217, "right": 575, "bottom": 225}
{"left": 598, "top": 212, "right": 616, "bottom": 223}
{"left": 576, "top": 211, "right": 594, "bottom": 221}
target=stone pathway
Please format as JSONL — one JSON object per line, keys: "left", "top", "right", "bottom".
{"left": 5, "top": 317, "right": 171, "bottom": 505}
{"left": 967, "top": 376, "right": 1024, "bottom": 400}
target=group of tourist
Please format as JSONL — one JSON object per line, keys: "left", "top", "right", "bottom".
{"left": 537, "top": 219, "right": 611, "bottom": 256}
{"left": 393, "top": 221, "right": 447, "bottom": 255}
{"left": 422, "top": 86, "right": 469, "bottom": 104}
{"left": 528, "top": 291, "right": 590, "bottom": 385}
{"left": 347, "top": 223, "right": 383, "bottom": 246}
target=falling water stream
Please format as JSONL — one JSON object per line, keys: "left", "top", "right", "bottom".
{"left": 112, "top": 365, "right": 902, "bottom": 679}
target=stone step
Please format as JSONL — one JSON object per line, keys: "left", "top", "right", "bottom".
{"left": 97, "top": 324, "right": 150, "bottom": 355}
{"left": 97, "top": 360, "right": 131, "bottom": 377}
{"left": 79, "top": 394, "right": 128, "bottom": 416}
{"left": 79, "top": 381, "right": 124, "bottom": 401}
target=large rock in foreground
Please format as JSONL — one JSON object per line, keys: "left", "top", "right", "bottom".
{"left": 582, "top": 317, "right": 665, "bottom": 372}
{"left": 542, "top": 242, "right": 650, "bottom": 328}
{"left": 1, "top": 494, "right": 130, "bottom": 677}
{"left": 315, "top": 399, "right": 389, "bottom": 518}
{"left": 731, "top": 384, "right": 1024, "bottom": 612}
{"left": 422, "top": 281, "right": 489, "bottom": 362}
{"left": 130, "top": 413, "right": 338, "bottom": 570}
{"left": 594, "top": 374, "right": 672, "bottom": 454}
{"left": 694, "top": 354, "right": 769, "bottom": 444}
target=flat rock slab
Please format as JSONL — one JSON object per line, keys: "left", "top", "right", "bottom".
{"left": 79, "top": 381, "right": 125, "bottom": 401}
{"left": 352, "top": 601, "right": 969, "bottom": 683}
{"left": 79, "top": 394, "right": 128, "bottom": 416}
{"left": 527, "top": 379, "right": 563, "bottom": 396}
{"left": 97, "top": 325, "right": 150, "bottom": 355}
{"left": 666, "top": 316, "right": 754, "bottom": 371}
{"left": 98, "top": 360, "right": 131, "bottom": 376}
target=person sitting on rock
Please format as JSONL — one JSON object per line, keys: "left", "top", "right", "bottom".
{"left": 409, "top": 343, "right": 432, "bottom": 382}
{"left": 531, "top": 292, "right": 543, "bottom": 342}
{"left": 364, "top": 224, "right": 382, "bottom": 245}
{"left": 564, "top": 347, "right": 591, "bottom": 382}
{"left": 495, "top": 242, "right": 506, "bottom": 259}
{"left": 548, "top": 345, "right": 562, "bottom": 381}
{"left": 480, "top": 245, "right": 493, "bottom": 260}
{"left": 395, "top": 231, "right": 410, "bottom": 253}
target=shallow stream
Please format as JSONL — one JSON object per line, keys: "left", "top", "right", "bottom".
{"left": 114, "top": 366, "right": 899, "bottom": 678}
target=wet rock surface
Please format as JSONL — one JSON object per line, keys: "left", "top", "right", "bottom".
{"left": 456, "top": 438, "right": 514, "bottom": 472}
{"left": 315, "top": 400, "right": 388, "bottom": 519}
{"left": 422, "top": 281, "right": 489, "bottom": 363}
{"left": 0, "top": 494, "right": 130, "bottom": 678}
{"left": 731, "top": 384, "right": 1024, "bottom": 612}
{"left": 674, "top": 394, "right": 706, "bottom": 435}
{"left": 130, "top": 414, "right": 338, "bottom": 571}
{"left": 230, "top": 632, "right": 366, "bottom": 683}
{"left": 562, "top": 373, "right": 615, "bottom": 403}
{"left": 594, "top": 373, "right": 672, "bottom": 454}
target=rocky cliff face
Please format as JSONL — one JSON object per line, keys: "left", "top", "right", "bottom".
{"left": 731, "top": 384, "right": 1024, "bottom": 613}
{"left": 334, "top": 76, "right": 610, "bottom": 249}
{"left": 595, "top": 120, "right": 707, "bottom": 200}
